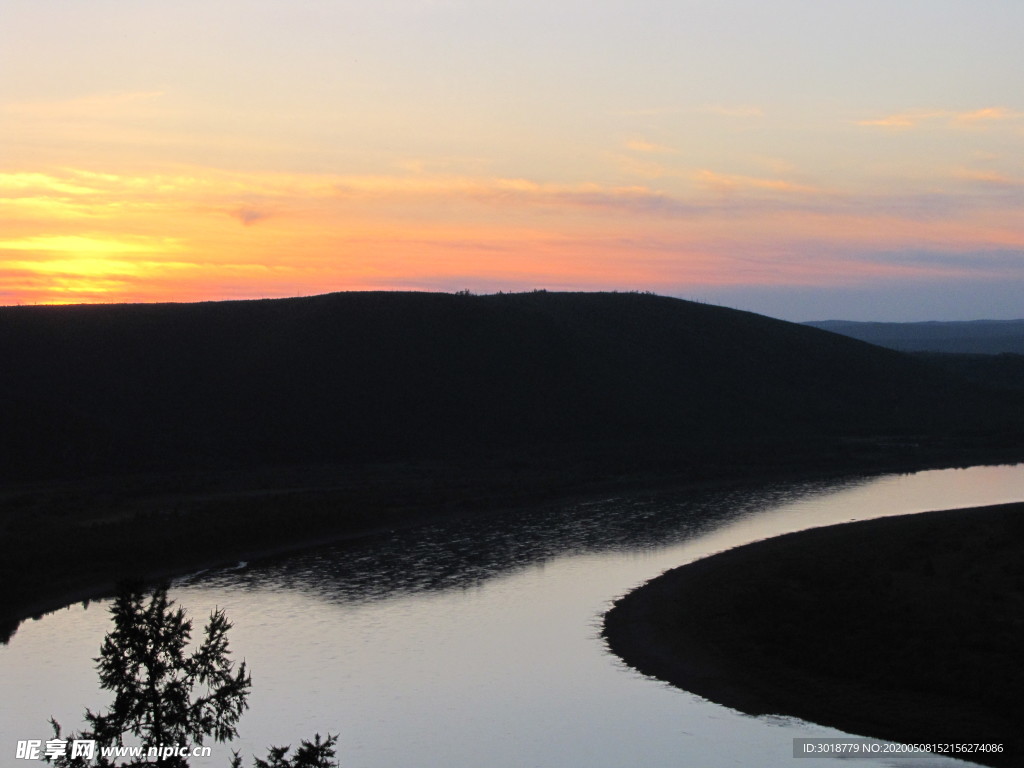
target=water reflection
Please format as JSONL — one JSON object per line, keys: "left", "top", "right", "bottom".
{"left": 189, "top": 477, "right": 865, "bottom": 605}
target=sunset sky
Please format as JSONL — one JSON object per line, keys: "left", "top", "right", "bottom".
{"left": 3, "top": 0, "right": 1023, "bottom": 320}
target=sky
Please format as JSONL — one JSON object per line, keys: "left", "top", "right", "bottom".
{"left": 2, "top": 0, "right": 1023, "bottom": 321}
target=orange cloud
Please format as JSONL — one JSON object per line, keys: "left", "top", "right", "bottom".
{"left": 857, "top": 110, "right": 943, "bottom": 128}
{"left": 858, "top": 107, "right": 1024, "bottom": 129}
{"left": 0, "top": 234, "right": 183, "bottom": 255}
{"left": 0, "top": 172, "right": 100, "bottom": 196}
{"left": 953, "top": 107, "right": 1020, "bottom": 124}
{"left": 2, "top": 158, "right": 1023, "bottom": 306}
{"left": 625, "top": 139, "right": 677, "bottom": 154}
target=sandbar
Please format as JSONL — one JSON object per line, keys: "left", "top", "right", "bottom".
{"left": 603, "top": 502, "right": 1024, "bottom": 767}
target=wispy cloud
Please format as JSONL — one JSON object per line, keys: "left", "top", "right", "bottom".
{"left": 857, "top": 112, "right": 936, "bottom": 129}
{"left": 5, "top": 164, "right": 1021, "bottom": 229}
{"left": 624, "top": 139, "right": 678, "bottom": 154}
{"left": 858, "top": 107, "right": 1024, "bottom": 129}
{"left": 0, "top": 234, "right": 183, "bottom": 255}
{"left": 3, "top": 158, "right": 1024, "bottom": 305}
{"left": 0, "top": 172, "right": 101, "bottom": 196}
{"left": 953, "top": 107, "right": 1021, "bottom": 124}
{"left": 328, "top": 174, "right": 700, "bottom": 217}
{"left": 695, "top": 170, "right": 819, "bottom": 195}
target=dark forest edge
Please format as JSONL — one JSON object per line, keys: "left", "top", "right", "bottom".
{"left": 602, "top": 501, "right": 1024, "bottom": 768}
{"left": 3, "top": 291, "right": 1024, "bottom": 637}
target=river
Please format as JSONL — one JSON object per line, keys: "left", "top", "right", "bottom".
{"left": 3, "top": 463, "right": 1022, "bottom": 767}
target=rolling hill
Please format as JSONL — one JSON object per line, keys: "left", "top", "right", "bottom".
{"left": 2, "top": 291, "right": 1020, "bottom": 482}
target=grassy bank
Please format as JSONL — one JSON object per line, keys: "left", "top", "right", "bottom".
{"left": 603, "top": 501, "right": 1024, "bottom": 768}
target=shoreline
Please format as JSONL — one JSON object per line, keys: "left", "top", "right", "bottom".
{"left": 4, "top": 448, "right": 1021, "bottom": 641}
{"left": 603, "top": 502, "right": 1024, "bottom": 768}
{"left": 2, "top": 456, "right": 885, "bottom": 640}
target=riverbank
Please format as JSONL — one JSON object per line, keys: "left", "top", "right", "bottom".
{"left": 0, "top": 450, "right": 870, "bottom": 639}
{"left": 4, "top": 441, "right": 1022, "bottom": 643}
{"left": 603, "top": 501, "right": 1024, "bottom": 768}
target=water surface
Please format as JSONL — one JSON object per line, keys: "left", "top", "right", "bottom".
{"left": 4, "top": 464, "right": 1022, "bottom": 767}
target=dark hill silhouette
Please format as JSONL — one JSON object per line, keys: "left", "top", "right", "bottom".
{"left": 2, "top": 291, "right": 1020, "bottom": 482}
{"left": 805, "top": 319, "right": 1024, "bottom": 354}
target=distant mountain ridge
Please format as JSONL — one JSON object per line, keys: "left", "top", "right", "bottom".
{"left": 1, "top": 291, "right": 1020, "bottom": 481}
{"left": 804, "top": 319, "right": 1024, "bottom": 354}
